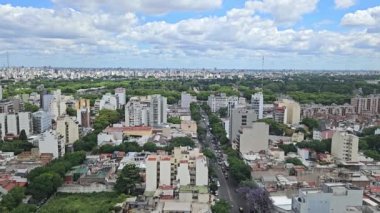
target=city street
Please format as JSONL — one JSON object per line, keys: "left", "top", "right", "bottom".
{"left": 199, "top": 111, "right": 248, "bottom": 213}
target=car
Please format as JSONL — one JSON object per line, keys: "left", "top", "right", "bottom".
{"left": 239, "top": 207, "right": 244, "bottom": 212}
{"left": 215, "top": 191, "right": 219, "bottom": 196}
{"left": 216, "top": 181, "right": 220, "bottom": 187}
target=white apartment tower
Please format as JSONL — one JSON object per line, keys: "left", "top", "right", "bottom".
{"left": 37, "top": 131, "right": 65, "bottom": 159}
{"left": 149, "top": 95, "right": 167, "bottom": 127}
{"left": 0, "top": 112, "right": 33, "bottom": 139}
{"left": 234, "top": 122, "right": 269, "bottom": 154}
{"left": 115, "top": 88, "right": 126, "bottom": 108}
{"left": 251, "top": 92, "right": 264, "bottom": 119}
{"left": 331, "top": 131, "right": 359, "bottom": 162}
{"left": 32, "top": 110, "right": 52, "bottom": 134}
{"left": 229, "top": 108, "right": 257, "bottom": 144}
{"left": 181, "top": 92, "right": 195, "bottom": 109}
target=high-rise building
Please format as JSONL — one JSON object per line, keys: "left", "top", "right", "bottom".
{"left": 0, "top": 112, "right": 33, "bottom": 139}
{"left": 251, "top": 92, "right": 264, "bottom": 119}
{"left": 331, "top": 131, "right": 359, "bottom": 162}
{"left": 145, "top": 147, "right": 208, "bottom": 192}
{"left": 149, "top": 95, "right": 167, "bottom": 127}
{"left": 125, "top": 95, "right": 167, "bottom": 127}
{"left": 99, "top": 93, "right": 118, "bottom": 110}
{"left": 75, "top": 98, "right": 91, "bottom": 128}
{"left": 115, "top": 88, "right": 126, "bottom": 108}
{"left": 229, "top": 108, "right": 257, "bottom": 144}
{"left": 292, "top": 183, "right": 363, "bottom": 213}
{"left": 273, "top": 99, "right": 300, "bottom": 125}
{"left": 0, "top": 85, "right": 3, "bottom": 100}
{"left": 56, "top": 116, "right": 79, "bottom": 145}
{"left": 0, "top": 99, "right": 23, "bottom": 114}
{"left": 35, "top": 131, "right": 65, "bottom": 159}
{"left": 180, "top": 92, "right": 196, "bottom": 109}
{"left": 32, "top": 110, "right": 52, "bottom": 134}
{"left": 234, "top": 122, "right": 269, "bottom": 154}
{"left": 351, "top": 94, "right": 380, "bottom": 115}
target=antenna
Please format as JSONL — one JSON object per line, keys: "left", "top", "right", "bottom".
{"left": 261, "top": 56, "right": 264, "bottom": 88}
{"left": 6, "top": 52, "right": 9, "bottom": 68}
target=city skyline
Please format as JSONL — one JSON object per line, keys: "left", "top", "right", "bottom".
{"left": 0, "top": 0, "right": 379, "bottom": 69}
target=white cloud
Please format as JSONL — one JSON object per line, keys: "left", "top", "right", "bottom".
{"left": 335, "top": 0, "right": 356, "bottom": 9}
{"left": 246, "top": 0, "right": 319, "bottom": 24}
{"left": 341, "top": 6, "right": 380, "bottom": 27}
{"left": 0, "top": 2, "right": 379, "bottom": 66}
{"left": 51, "top": 0, "right": 222, "bottom": 14}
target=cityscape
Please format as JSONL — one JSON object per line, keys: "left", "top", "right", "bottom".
{"left": 1, "top": 1, "right": 380, "bottom": 213}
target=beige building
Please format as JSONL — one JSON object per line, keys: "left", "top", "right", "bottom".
{"left": 180, "top": 120, "right": 197, "bottom": 135}
{"left": 292, "top": 132, "right": 305, "bottom": 143}
{"left": 145, "top": 147, "right": 208, "bottom": 192}
{"left": 234, "top": 122, "right": 269, "bottom": 154}
{"left": 331, "top": 131, "right": 359, "bottom": 162}
{"left": 274, "top": 99, "right": 301, "bottom": 125}
{"left": 229, "top": 108, "right": 257, "bottom": 144}
{"left": 56, "top": 116, "right": 79, "bottom": 145}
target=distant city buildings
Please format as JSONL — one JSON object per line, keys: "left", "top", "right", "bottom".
{"left": 251, "top": 92, "right": 264, "bottom": 119}
{"left": 351, "top": 94, "right": 380, "bottom": 115}
{"left": 331, "top": 131, "right": 359, "bottom": 162}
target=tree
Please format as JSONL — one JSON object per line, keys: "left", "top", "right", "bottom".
{"left": 218, "top": 107, "right": 228, "bottom": 118}
{"left": 203, "top": 148, "right": 216, "bottom": 160}
{"left": 19, "top": 130, "right": 28, "bottom": 141}
{"left": 66, "top": 107, "right": 77, "bottom": 116}
{"left": 11, "top": 204, "right": 37, "bottom": 213}
{"left": 167, "top": 116, "right": 181, "bottom": 124}
{"left": 301, "top": 118, "right": 319, "bottom": 130}
{"left": 115, "top": 164, "right": 141, "bottom": 195}
{"left": 166, "top": 137, "right": 195, "bottom": 151}
{"left": 23, "top": 102, "right": 39, "bottom": 113}
{"left": 228, "top": 156, "right": 251, "bottom": 184}
{"left": 0, "top": 187, "right": 25, "bottom": 211}
{"left": 142, "top": 142, "right": 157, "bottom": 152}
{"left": 237, "top": 187, "right": 273, "bottom": 213}
{"left": 27, "top": 172, "right": 63, "bottom": 202}
{"left": 278, "top": 144, "right": 297, "bottom": 155}
{"left": 211, "top": 200, "right": 231, "bottom": 213}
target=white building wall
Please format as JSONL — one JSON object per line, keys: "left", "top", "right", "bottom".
{"left": 18, "top": 112, "right": 32, "bottom": 136}
{"left": 251, "top": 92, "right": 264, "bottom": 119}
{"left": 239, "top": 122, "right": 269, "bottom": 154}
{"left": 195, "top": 157, "right": 208, "bottom": 186}
{"left": 145, "top": 157, "right": 158, "bottom": 192}
{"left": 0, "top": 113, "right": 6, "bottom": 139}
{"left": 38, "top": 131, "right": 64, "bottom": 159}
{"left": 159, "top": 159, "right": 171, "bottom": 186}
{"left": 6, "top": 114, "right": 17, "bottom": 135}
{"left": 177, "top": 162, "right": 190, "bottom": 186}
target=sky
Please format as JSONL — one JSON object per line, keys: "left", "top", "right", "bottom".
{"left": 0, "top": 0, "right": 379, "bottom": 70}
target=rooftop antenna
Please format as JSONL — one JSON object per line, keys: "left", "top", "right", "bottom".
{"left": 261, "top": 56, "right": 264, "bottom": 89}
{"left": 6, "top": 51, "right": 9, "bottom": 68}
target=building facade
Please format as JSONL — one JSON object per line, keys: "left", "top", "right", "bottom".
{"left": 0, "top": 112, "right": 33, "bottom": 139}
{"left": 56, "top": 116, "right": 79, "bottom": 145}
{"left": 229, "top": 108, "right": 257, "bottom": 144}
{"left": 251, "top": 92, "right": 264, "bottom": 119}
{"left": 145, "top": 147, "right": 208, "bottom": 192}
{"left": 36, "top": 131, "right": 65, "bottom": 159}
{"left": 292, "top": 183, "right": 363, "bottom": 213}
{"left": 351, "top": 94, "right": 380, "bottom": 115}
{"left": 234, "top": 122, "right": 269, "bottom": 154}
{"left": 180, "top": 92, "right": 196, "bottom": 109}
{"left": 115, "top": 88, "right": 126, "bottom": 108}
{"left": 273, "top": 99, "right": 301, "bottom": 125}
{"left": 331, "top": 131, "right": 359, "bottom": 162}
{"left": 32, "top": 110, "right": 52, "bottom": 134}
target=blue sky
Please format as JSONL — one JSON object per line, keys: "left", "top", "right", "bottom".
{"left": 0, "top": 0, "right": 379, "bottom": 69}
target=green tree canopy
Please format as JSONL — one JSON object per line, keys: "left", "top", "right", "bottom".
{"left": 115, "top": 164, "right": 141, "bottom": 195}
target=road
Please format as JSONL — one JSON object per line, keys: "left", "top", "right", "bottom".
{"left": 198, "top": 111, "right": 248, "bottom": 213}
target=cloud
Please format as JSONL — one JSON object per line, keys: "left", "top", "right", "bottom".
{"left": 246, "top": 0, "right": 319, "bottom": 24}
{"left": 341, "top": 6, "right": 380, "bottom": 27}
{"left": 335, "top": 0, "right": 356, "bottom": 9}
{"left": 51, "top": 0, "right": 222, "bottom": 14}
{"left": 0, "top": 2, "right": 379, "bottom": 67}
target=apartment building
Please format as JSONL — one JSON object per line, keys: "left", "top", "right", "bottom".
{"left": 273, "top": 99, "right": 301, "bottom": 125}
{"left": 75, "top": 98, "right": 91, "bottom": 128}
{"left": 331, "top": 131, "right": 359, "bottom": 162}
{"left": 125, "top": 95, "right": 167, "bottom": 127}
{"left": 292, "top": 183, "right": 363, "bottom": 213}
{"left": 0, "top": 112, "right": 32, "bottom": 139}
{"left": 115, "top": 88, "right": 126, "bottom": 108}
{"left": 180, "top": 92, "right": 196, "bottom": 109}
{"left": 99, "top": 93, "right": 118, "bottom": 110}
{"left": 34, "top": 131, "right": 65, "bottom": 159}
{"left": 351, "top": 94, "right": 380, "bottom": 115}
{"left": 145, "top": 147, "right": 208, "bottom": 192}
{"left": 234, "top": 122, "right": 269, "bottom": 154}
{"left": 32, "top": 110, "right": 52, "bottom": 134}
{"left": 56, "top": 116, "right": 79, "bottom": 145}
{"left": 251, "top": 92, "right": 264, "bottom": 119}
{"left": 229, "top": 108, "right": 257, "bottom": 144}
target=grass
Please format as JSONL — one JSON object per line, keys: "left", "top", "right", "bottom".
{"left": 39, "top": 192, "right": 127, "bottom": 213}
